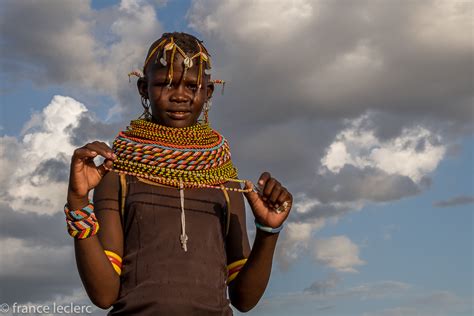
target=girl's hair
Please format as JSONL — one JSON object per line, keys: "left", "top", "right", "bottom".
{"left": 143, "top": 32, "right": 211, "bottom": 75}
{"left": 149, "top": 32, "right": 208, "bottom": 55}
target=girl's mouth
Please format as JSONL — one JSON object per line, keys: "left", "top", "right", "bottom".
{"left": 167, "top": 111, "right": 190, "bottom": 119}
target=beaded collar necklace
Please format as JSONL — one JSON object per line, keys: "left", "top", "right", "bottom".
{"left": 111, "top": 119, "right": 251, "bottom": 193}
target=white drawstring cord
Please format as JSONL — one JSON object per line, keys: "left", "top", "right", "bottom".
{"left": 179, "top": 181, "right": 188, "bottom": 252}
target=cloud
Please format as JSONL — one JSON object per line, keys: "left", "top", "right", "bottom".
{"left": 0, "top": 95, "right": 110, "bottom": 215}
{"left": 0, "top": 237, "right": 78, "bottom": 304}
{"left": 270, "top": 112, "right": 447, "bottom": 268}
{"left": 186, "top": 1, "right": 471, "bottom": 269}
{"left": 304, "top": 273, "right": 341, "bottom": 295}
{"left": 252, "top": 279, "right": 471, "bottom": 316}
{"left": 97, "top": 0, "right": 164, "bottom": 119}
{"left": 314, "top": 165, "right": 422, "bottom": 204}
{"left": 363, "top": 290, "right": 472, "bottom": 316}
{"left": 276, "top": 219, "right": 325, "bottom": 269}
{"left": 313, "top": 235, "right": 365, "bottom": 273}
{"left": 68, "top": 112, "right": 123, "bottom": 147}
{"left": 343, "top": 281, "right": 412, "bottom": 300}
{"left": 188, "top": 0, "right": 473, "bottom": 127}
{"left": 272, "top": 112, "right": 446, "bottom": 268}
{"left": 433, "top": 195, "right": 474, "bottom": 208}
{"left": 251, "top": 279, "right": 414, "bottom": 315}
{"left": 0, "top": 96, "right": 109, "bottom": 305}
{"left": 0, "top": 0, "right": 162, "bottom": 119}
{"left": 320, "top": 113, "right": 446, "bottom": 183}
{"left": 0, "top": 0, "right": 107, "bottom": 92}
{"left": 0, "top": 203, "right": 68, "bottom": 248}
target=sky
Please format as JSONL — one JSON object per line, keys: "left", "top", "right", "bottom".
{"left": 0, "top": 0, "right": 472, "bottom": 315}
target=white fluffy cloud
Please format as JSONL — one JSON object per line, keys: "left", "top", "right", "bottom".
{"left": 276, "top": 211, "right": 366, "bottom": 273}
{"left": 0, "top": 96, "right": 91, "bottom": 214}
{"left": 320, "top": 113, "right": 446, "bottom": 183}
{"left": 313, "top": 235, "right": 365, "bottom": 273}
{"left": 0, "top": 96, "right": 113, "bottom": 305}
{"left": 276, "top": 219, "right": 324, "bottom": 269}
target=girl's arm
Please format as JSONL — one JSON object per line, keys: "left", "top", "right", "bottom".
{"left": 226, "top": 172, "right": 292, "bottom": 312}
{"left": 70, "top": 172, "right": 123, "bottom": 309}
{"left": 67, "top": 143, "right": 123, "bottom": 309}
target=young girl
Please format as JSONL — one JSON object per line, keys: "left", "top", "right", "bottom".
{"left": 66, "top": 32, "right": 293, "bottom": 315}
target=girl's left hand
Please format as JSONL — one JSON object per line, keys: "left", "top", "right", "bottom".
{"left": 244, "top": 172, "right": 293, "bottom": 228}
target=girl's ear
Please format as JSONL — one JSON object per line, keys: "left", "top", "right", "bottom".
{"left": 206, "top": 82, "right": 214, "bottom": 100}
{"left": 137, "top": 77, "right": 148, "bottom": 98}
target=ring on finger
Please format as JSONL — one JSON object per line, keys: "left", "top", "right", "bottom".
{"left": 274, "top": 201, "right": 290, "bottom": 214}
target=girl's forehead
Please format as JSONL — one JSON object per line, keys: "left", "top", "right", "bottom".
{"left": 147, "top": 56, "right": 204, "bottom": 78}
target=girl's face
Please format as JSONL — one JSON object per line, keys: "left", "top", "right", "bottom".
{"left": 138, "top": 54, "right": 213, "bottom": 128}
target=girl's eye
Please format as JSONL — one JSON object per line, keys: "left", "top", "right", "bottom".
{"left": 187, "top": 84, "right": 198, "bottom": 91}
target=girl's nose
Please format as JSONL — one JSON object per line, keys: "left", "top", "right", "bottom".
{"left": 170, "top": 83, "right": 189, "bottom": 102}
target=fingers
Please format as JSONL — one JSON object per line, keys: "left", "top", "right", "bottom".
{"left": 243, "top": 180, "right": 259, "bottom": 204}
{"left": 257, "top": 172, "right": 292, "bottom": 211}
{"left": 102, "top": 158, "right": 115, "bottom": 170}
{"left": 84, "top": 141, "right": 116, "bottom": 160}
{"left": 72, "top": 141, "right": 116, "bottom": 162}
{"left": 71, "top": 142, "right": 116, "bottom": 179}
{"left": 276, "top": 190, "right": 292, "bottom": 207}
{"left": 257, "top": 172, "right": 271, "bottom": 188}
{"left": 96, "top": 162, "right": 110, "bottom": 178}
{"left": 71, "top": 147, "right": 98, "bottom": 162}
{"left": 68, "top": 141, "right": 116, "bottom": 199}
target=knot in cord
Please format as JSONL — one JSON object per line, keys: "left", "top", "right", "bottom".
{"left": 179, "top": 180, "right": 188, "bottom": 252}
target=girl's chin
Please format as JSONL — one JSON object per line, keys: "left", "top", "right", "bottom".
{"left": 151, "top": 116, "right": 198, "bottom": 128}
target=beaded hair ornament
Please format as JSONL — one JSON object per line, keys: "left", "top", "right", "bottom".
{"left": 128, "top": 36, "right": 225, "bottom": 94}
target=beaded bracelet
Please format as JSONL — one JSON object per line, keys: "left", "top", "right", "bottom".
{"left": 64, "top": 202, "right": 100, "bottom": 239}
{"left": 227, "top": 258, "right": 247, "bottom": 284}
{"left": 104, "top": 250, "right": 122, "bottom": 276}
{"left": 254, "top": 220, "right": 284, "bottom": 234}
{"left": 64, "top": 202, "right": 94, "bottom": 221}
{"left": 67, "top": 223, "right": 100, "bottom": 239}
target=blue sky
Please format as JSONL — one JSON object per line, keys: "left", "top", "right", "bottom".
{"left": 0, "top": 1, "right": 472, "bottom": 315}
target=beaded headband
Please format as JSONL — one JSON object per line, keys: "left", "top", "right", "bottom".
{"left": 128, "top": 36, "right": 225, "bottom": 93}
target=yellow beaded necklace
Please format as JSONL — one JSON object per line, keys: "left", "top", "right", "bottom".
{"left": 111, "top": 119, "right": 251, "bottom": 193}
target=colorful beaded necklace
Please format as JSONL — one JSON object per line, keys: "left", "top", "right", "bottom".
{"left": 111, "top": 119, "right": 251, "bottom": 193}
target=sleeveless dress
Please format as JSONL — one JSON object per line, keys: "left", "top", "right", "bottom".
{"left": 98, "top": 175, "right": 233, "bottom": 315}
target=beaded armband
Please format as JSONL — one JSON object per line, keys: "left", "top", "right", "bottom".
{"left": 227, "top": 258, "right": 247, "bottom": 285}
{"left": 255, "top": 220, "right": 284, "bottom": 234}
{"left": 64, "top": 202, "right": 99, "bottom": 239}
{"left": 105, "top": 250, "right": 122, "bottom": 276}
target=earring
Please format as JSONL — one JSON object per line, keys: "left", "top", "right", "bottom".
{"left": 203, "top": 100, "right": 212, "bottom": 124}
{"left": 140, "top": 96, "right": 152, "bottom": 120}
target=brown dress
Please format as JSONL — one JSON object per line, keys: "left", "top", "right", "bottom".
{"left": 95, "top": 174, "right": 233, "bottom": 315}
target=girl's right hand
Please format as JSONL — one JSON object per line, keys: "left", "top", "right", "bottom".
{"left": 67, "top": 141, "right": 116, "bottom": 207}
